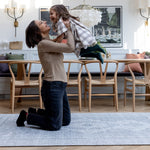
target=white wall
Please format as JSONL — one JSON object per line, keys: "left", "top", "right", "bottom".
{"left": 0, "top": 0, "right": 149, "bottom": 51}
{"left": 0, "top": 0, "right": 148, "bottom": 96}
{"left": 0, "top": 0, "right": 149, "bottom": 73}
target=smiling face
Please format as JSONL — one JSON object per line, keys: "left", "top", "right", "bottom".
{"left": 35, "top": 20, "right": 50, "bottom": 34}
{"left": 49, "top": 9, "right": 58, "bottom": 23}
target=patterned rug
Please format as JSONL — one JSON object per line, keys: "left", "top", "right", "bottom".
{"left": 1, "top": 113, "right": 150, "bottom": 146}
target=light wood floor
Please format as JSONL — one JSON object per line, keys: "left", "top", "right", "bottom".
{"left": 0, "top": 96, "right": 150, "bottom": 150}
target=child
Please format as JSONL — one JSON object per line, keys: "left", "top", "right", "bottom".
{"left": 50, "top": 4, "right": 106, "bottom": 63}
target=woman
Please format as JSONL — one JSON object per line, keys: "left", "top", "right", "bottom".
{"left": 16, "top": 20, "right": 75, "bottom": 130}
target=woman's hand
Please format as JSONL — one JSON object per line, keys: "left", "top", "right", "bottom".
{"left": 55, "top": 34, "right": 65, "bottom": 43}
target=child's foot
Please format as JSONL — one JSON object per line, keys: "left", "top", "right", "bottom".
{"left": 28, "top": 107, "right": 36, "bottom": 114}
{"left": 16, "top": 110, "right": 27, "bottom": 127}
{"left": 96, "top": 53, "right": 104, "bottom": 63}
{"left": 96, "top": 44, "right": 106, "bottom": 54}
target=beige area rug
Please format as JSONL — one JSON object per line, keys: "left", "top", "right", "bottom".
{"left": 0, "top": 113, "right": 150, "bottom": 146}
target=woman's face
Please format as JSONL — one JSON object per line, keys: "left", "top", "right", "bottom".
{"left": 50, "top": 9, "right": 58, "bottom": 23}
{"left": 35, "top": 20, "right": 50, "bottom": 34}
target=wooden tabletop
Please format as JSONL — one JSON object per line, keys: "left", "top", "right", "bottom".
{"left": 115, "top": 59, "right": 150, "bottom": 63}
{"left": 79, "top": 58, "right": 150, "bottom": 63}
{"left": 0, "top": 59, "right": 150, "bottom": 64}
{"left": 0, "top": 60, "right": 40, "bottom": 64}
{"left": 64, "top": 59, "right": 150, "bottom": 63}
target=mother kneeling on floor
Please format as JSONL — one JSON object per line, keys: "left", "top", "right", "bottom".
{"left": 16, "top": 19, "right": 75, "bottom": 130}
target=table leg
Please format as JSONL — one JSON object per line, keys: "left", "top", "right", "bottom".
{"left": 16, "top": 64, "right": 23, "bottom": 102}
{"left": 145, "top": 86, "right": 150, "bottom": 101}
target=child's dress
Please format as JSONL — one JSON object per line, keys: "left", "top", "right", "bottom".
{"left": 53, "top": 17, "right": 106, "bottom": 63}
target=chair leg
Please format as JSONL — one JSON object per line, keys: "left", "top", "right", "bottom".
{"left": 84, "top": 79, "right": 87, "bottom": 108}
{"left": 39, "top": 86, "right": 42, "bottom": 109}
{"left": 39, "top": 95, "right": 42, "bottom": 109}
{"left": 124, "top": 79, "right": 127, "bottom": 107}
{"left": 114, "top": 84, "right": 118, "bottom": 112}
{"left": 113, "top": 85, "right": 115, "bottom": 106}
{"left": 88, "top": 82, "right": 92, "bottom": 112}
{"left": 78, "top": 81, "right": 82, "bottom": 111}
{"left": 132, "top": 84, "right": 135, "bottom": 112}
{"left": 10, "top": 82, "right": 12, "bottom": 109}
{"left": 11, "top": 84, "right": 15, "bottom": 113}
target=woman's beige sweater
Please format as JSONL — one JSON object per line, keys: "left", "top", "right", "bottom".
{"left": 37, "top": 30, "right": 75, "bottom": 82}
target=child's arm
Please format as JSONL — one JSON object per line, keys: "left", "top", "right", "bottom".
{"left": 52, "top": 19, "right": 70, "bottom": 43}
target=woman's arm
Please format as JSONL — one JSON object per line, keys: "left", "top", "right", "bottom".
{"left": 38, "top": 30, "right": 75, "bottom": 53}
{"left": 52, "top": 33, "right": 65, "bottom": 43}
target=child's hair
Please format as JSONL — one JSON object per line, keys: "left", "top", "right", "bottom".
{"left": 50, "top": 4, "right": 79, "bottom": 22}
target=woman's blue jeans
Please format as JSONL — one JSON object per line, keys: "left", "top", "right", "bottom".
{"left": 27, "top": 80, "right": 71, "bottom": 130}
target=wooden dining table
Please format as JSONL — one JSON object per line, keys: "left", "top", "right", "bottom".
{"left": 0, "top": 60, "right": 40, "bottom": 79}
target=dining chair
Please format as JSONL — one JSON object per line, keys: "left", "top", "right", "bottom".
{"left": 84, "top": 60, "right": 119, "bottom": 112}
{"left": 124, "top": 61, "right": 150, "bottom": 112}
{"left": 8, "top": 61, "right": 43, "bottom": 113}
{"left": 63, "top": 60, "right": 83, "bottom": 111}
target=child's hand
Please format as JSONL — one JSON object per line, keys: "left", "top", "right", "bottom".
{"left": 63, "top": 20, "right": 70, "bottom": 29}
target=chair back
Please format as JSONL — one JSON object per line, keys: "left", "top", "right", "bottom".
{"left": 63, "top": 60, "right": 83, "bottom": 82}
{"left": 8, "top": 61, "right": 43, "bottom": 84}
{"left": 84, "top": 60, "right": 118, "bottom": 82}
{"left": 126, "top": 62, "right": 150, "bottom": 86}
